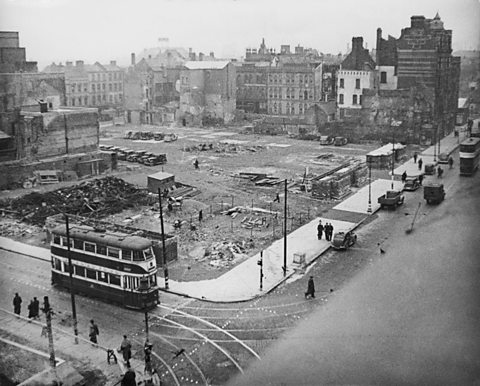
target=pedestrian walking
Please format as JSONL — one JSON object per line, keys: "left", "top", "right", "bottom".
{"left": 13, "top": 293, "right": 22, "bottom": 315}
{"left": 317, "top": 220, "right": 324, "bottom": 240}
{"left": 305, "top": 276, "right": 315, "bottom": 299}
{"left": 194, "top": 158, "right": 199, "bottom": 169}
{"left": 401, "top": 171, "right": 407, "bottom": 183}
{"left": 329, "top": 223, "right": 334, "bottom": 241}
{"left": 273, "top": 193, "right": 280, "bottom": 203}
{"left": 413, "top": 152, "right": 418, "bottom": 163}
{"left": 437, "top": 166, "right": 443, "bottom": 178}
{"left": 119, "top": 335, "right": 132, "bottom": 367}
{"left": 32, "top": 297, "right": 40, "bottom": 319}
{"left": 144, "top": 342, "right": 153, "bottom": 374}
{"left": 326, "top": 223, "right": 333, "bottom": 241}
{"left": 418, "top": 158, "right": 423, "bottom": 171}
{"left": 198, "top": 209, "right": 203, "bottom": 222}
{"left": 28, "top": 300, "right": 35, "bottom": 319}
{"left": 89, "top": 319, "right": 99, "bottom": 344}
{"left": 448, "top": 156, "right": 454, "bottom": 169}
{"left": 418, "top": 174, "right": 424, "bottom": 186}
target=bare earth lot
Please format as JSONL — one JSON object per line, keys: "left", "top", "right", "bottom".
{"left": 1, "top": 123, "right": 413, "bottom": 282}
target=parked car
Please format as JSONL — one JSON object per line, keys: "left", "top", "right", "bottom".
{"left": 319, "top": 135, "right": 334, "bottom": 145}
{"left": 99, "top": 144, "right": 113, "bottom": 151}
{"left": 334, "top": 136, "right": 348, "bottom": 146}
{"left": 424, "top": 183, "right": 445, "bottom": 204}
{"left": 403, "top": 177, "right": 421, "bottom": 191}
{"left": 378, "top": 190, "right": 405, "bottom": 209}
{"left": 424, "top": 163, "right": 436, "bottom": 175}
{"left": 127, "top": 150, "right": 147, "bottom": 162}
{"left": 154, "top": 132, "right": 165, "bottom": 141}
{"left": 117, "top": 149, "right": 135, "bottom": 161}
{"left": 123, "top": 131, "right": 133, "bottom": 139}
{"left": 138, "top": 152, "right": 156, "bottom": 164}
{"left": 332, "top": 231, "right": 357, "bottom": 250}
{"left": 437, "top": 152, "right": 449, "bottom": 164}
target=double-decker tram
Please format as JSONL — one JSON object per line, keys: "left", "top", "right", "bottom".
{"left": 459, "top": 137, "right": 480, "bottom": 176}
{"left": 50, "top": 224, "right": 159, "bottom": 309}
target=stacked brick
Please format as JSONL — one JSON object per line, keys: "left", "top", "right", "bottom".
{"left": 311, "top": 161, "right": 368, "bottom": 200}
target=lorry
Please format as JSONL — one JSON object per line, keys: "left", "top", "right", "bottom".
{"left": 378, "top": 190, "right": 405, "bottom": 209}
{"left": 423, "top": 183, "right": 445, "bottom": 204}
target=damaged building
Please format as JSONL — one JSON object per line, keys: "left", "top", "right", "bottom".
{"left": 178, "top": 61, "right": 236, "bottom": 126}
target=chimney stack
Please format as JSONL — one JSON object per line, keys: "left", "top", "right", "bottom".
{"left": 131, "top": 53, "right": 136, "bottom": 66}
{"left": 110, "top": 60, "right": 116, "bottom": 66}
{"left": 199, "top": 52, "right": 204, "bottom": 61}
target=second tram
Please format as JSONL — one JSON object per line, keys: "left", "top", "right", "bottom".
{"left": 50, "top": 224, "right": 159, "bottom": 309}
{"left": 459, "top": 137, "right": 480, "bottom": 176}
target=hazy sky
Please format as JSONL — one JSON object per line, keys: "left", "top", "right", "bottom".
{"left": 1, "top": 0, "right": 479, "bottom": 70}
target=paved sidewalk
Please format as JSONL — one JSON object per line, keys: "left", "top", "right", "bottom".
{"left": 393, "top": 129, "right": 465, "bottom": 178}
{"left": 0, "top": 307, "right": 126, "bottom": 385}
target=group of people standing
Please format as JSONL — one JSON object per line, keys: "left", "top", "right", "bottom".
{"left": 13, "top": 293, "right": 40, "bottom": 320}
{"left": 317, "top": 220, "right": 334, "bottom": 241}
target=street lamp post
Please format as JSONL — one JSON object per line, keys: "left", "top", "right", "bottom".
{"left": 257, "top": 251, "right": 264, "bottom": 291}
{"left": 433, "top": 123, "right": 437, "bottom": 163}
{"left": 283, "top": 179, "right": 287, "bottom": 277}
{"left": 157, "top": 189, "right": 169, "bottom": 290}
{"left": 367, "top": 158, "right": 372, "bottom": 214}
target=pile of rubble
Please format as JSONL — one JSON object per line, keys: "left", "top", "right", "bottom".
{"left": 204, "top": 240, "right": 251, "bottom": 268}
{"left": 0, "top": 220, "right": 40, "bottom": 237}
{"left": 0, "top": 177, "right": 154, "bottom": 225}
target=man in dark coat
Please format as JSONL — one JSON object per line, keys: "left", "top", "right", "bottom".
{"left": 28, "top": 300, "right": 35, "bottom": 318}
{"left": 448, "top": 156, "right": 454, "bottom": 169}
{"left": 418, "top": 174, "right": 424, "bottom": 186}
{"left": 418, "top": 158, "right": 423, "bottom": 171}
{"left": 305, "top": 276, "right": 315, "bottom": 299}
{"left": 89, "top": 319, "right": 99, "bottom": 344}
{"left": 13, "top": 293, "right": 22, "bottom": 315}
{"left": 413, "top": 152, "right": 418, "bottom": 163}
{"left": 121, "top": 366, "right": 136, "bottom": 386}
{"left": 317, "top": 220, "right": 324, "bottom": 240}
{"left": 32, "top": 297, "right": 39, "bottom": 319}
{"left": 328, "top": 223, "right": 334, "bottom": 241}
{"left": 324, "top": 223, "right": 331, "bottom": 241}
{"left": 401, "top": 171, "right": 407, "bottom": 183}
{"left": 119, "top": 335, "right": 132, "bottom": 367}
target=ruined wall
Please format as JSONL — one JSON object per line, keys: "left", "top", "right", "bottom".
{"left": 0, "top": 151, "right": 114, "bottom": 190}
{"left": 20, "top": 110, "right": 99, "bottom": 160}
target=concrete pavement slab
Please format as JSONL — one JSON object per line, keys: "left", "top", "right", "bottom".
{"left": 334, "top": 179, "right": 403, "bottom": 214}
{"left": 159, "top": 217, "right": 355, "bottom": 302}
{"left": 0, "top": 236, "right": 50, "bottom": 261}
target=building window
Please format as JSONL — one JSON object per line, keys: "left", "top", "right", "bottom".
{"left": 355, "top": 79, "right": 360, "bottom": 89}
{"left": 339, "top": 94, "right": 344, "bottom": 104}
{"left": 359, "top": 95, "right": 363, "bottom": 105}
{"left": 71, "top": 98, "right": 75, "bottom": 106}
{"left": 353, "top": 95, "right": 358, "bottom": 105}
{"left": 84, "top": 96, "right": 88, "bottom": 105}
{"left": 339, "top": 78, "right": 344, "bottom": 88}
{"left": 380, "top": 71, "right": 387, "bottom": 83}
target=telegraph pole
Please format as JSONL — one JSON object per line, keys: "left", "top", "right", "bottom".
{"left": 283, "top": 179, "right": 287, "bottom": 277}
{"left": 42, "top": 296, "right": 56, "bottom": 368}
{"left": 367, "top": 159, "right": 372, "bottom": 214}
{"left": 391, "top": 120, "right": 395, "bottom": 190}
{"left": 158, "top": 189, "right": 169, "bottom": 289}
{"left": 258, "top": 251, "right": 264, "bottom": 291}
{"left": 64, "top": 215, "right": 79, "bottom": 344}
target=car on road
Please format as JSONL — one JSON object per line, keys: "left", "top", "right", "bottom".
{"left": 334, "top": 136, "right": 348, "bottom": 146}
{"left": 403, "top": 177, "right": 421, "bottom": 191}
{"left": 332, "top": 230, "right": 357, "bottom": 250}
{"left": 437, "top": 152, "right": 449, "bottom": 164}
{"left": 378, "top": 190, "right": 405, "bottom": 209}
{"left": 424, "top": 183, "right": 445, "bottom": 204}
{"left": 424, "top": 163, "right": 436, "bottom": 175}
{"left": 127, "top": 150, "right": 147, "bottom": 162}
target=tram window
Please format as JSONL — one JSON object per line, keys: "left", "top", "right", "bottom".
{"left": 86, "top": 269, "right": 97, "bottom": 280}
{"left": 122, "top": 249, "right": 132, "bottom": 260}
{"left": 144, "top": 248, "right": 153, "bottom": 259}
{"left": 150, "top": 274, "right": 157, "bottom": 286}
{"left": 85, "top": 242, "right": 96, "bottom": 253}
{"left": 74, "top": 265, "right": 85, "bottom": 277}
{"left": 53, "top": 235, "right": 61, "bottom": 245}
{"left": 133, "top": 251, "right": 144, "bottom": 261}
{"left": 73, "top": 239, "right": 84, "bottom": 250}
{"left": 97, "top": 245, "right": 107, "bottom": 255}
{"left": 62, "top": 237, "right": 72, "bottom": 247}
{"left": 63, "top": 262, "right": 70, "bottom": 273}
{"left": 108, "top": 247, "right": 120, "bottom": 258}
{"left": 98, "top": 271, "right": 108, "bottom": 283}
{"left": 54, "top": 258, "right": 61, "bottom": 271}
{"left": 110, "top": 274, "right": 121, "bottom": 286}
